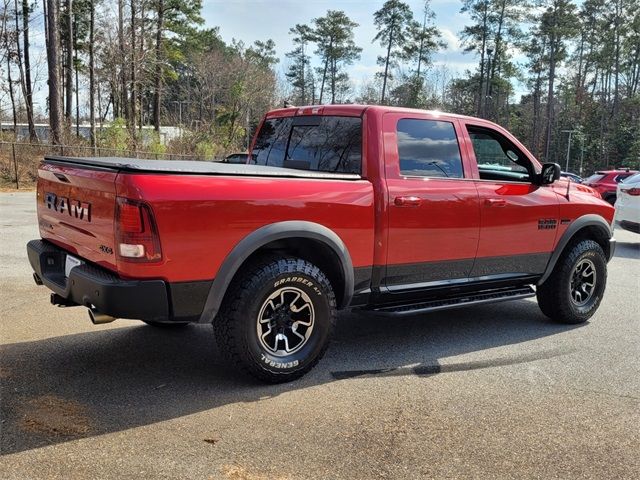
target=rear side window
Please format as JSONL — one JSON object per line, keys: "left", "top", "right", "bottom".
{"left": 397, "top": 119, "right": 463, "bottom": 178}
{"left": 251, "top": 116, "right": 362, "bottom": 174}
{"left": 584, "top": 173, "right": 605, "bottom": 183}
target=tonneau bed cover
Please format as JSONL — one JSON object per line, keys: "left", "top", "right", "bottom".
{"left": 43, "top": 156, "right": 362, "bottom": 180}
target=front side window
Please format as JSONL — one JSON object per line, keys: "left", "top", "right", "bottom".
{"left": 251, "top": 116, "right": 362, "bottom": 174}
{"left": 397, "top": 119, "right": 464, "bottom": 178}
{"left": 468, "top": 127, "right": 532, "bottom": 182}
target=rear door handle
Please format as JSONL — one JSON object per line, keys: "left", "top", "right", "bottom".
{"left": 484, "top": 198, "right": 507, "bottom": 207}
{"left": 394, "top": 196, "right": 422, "bottom": 207}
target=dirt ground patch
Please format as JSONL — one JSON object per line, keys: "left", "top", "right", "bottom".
{"left": 19, "top": 394, "right": 93, "bottom": 437}
{"left": 0, "top": 185, "right": 35, "bottom": 192}
{"left": 219, "top": 465, "right": 291, "bottom": 480}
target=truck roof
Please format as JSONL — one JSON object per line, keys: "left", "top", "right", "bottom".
{"left": 265, "top": 104, "right": 488, "bottom": 123}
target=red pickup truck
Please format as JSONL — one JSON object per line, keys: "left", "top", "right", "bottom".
{"left": 27, "top": 105, "right": 616, "bottom": 382}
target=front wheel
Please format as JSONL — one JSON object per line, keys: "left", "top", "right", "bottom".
{"left": 213, "top": 257, "right": 337, "bottom": 383}
{"left": 537, "top": 239, "right": 607, "bottom": 324}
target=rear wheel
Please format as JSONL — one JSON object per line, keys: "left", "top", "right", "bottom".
{"left": 213, "top": 257, "right": 337, "bottom": 383}
{"left": 537, "top": 239, "right": 607, "bottom": 324}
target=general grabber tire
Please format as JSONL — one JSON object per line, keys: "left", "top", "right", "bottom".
{"left": 537, "top": 239, "right": 607, "bottom": 324}
{"left": 213, "top": 256, "right": 337, "bottom": 383}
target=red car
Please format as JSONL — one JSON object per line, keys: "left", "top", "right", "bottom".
{"left": 27, "top": 105, "right": 616, "bottom": 382}
{"left": 583, "top": 169, "right": 638, "bottom": 204}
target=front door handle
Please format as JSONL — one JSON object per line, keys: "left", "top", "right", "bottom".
{"left": 484, "top": 198, "right": 507, "bottom": 207}
{"left": 394, "top": 196, "right": 422, "bottom": 207}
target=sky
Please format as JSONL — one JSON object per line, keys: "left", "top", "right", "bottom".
{"left": 1, "top": 0, "right": 528, "bottom": 121}
{"left": 201, "top": 0, "right": 482, "bottom": 91}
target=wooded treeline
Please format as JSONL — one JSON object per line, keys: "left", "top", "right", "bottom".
{"left": 0, "top": 0, "right": 638, "bottom": 172}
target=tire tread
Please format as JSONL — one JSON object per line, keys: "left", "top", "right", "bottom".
{"left": 213, "top": 256, "right": 337, "bottom": 383}
{"left": 537, "top": 239, "right": 606, "bottom": 324}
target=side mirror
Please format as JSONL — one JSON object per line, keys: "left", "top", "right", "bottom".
{"left": 539, "top": 163, "right": 561, "bottom": 185}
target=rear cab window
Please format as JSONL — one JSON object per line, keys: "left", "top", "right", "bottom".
{"left": 251, "top": 115, "right": 362, "bottom": 174}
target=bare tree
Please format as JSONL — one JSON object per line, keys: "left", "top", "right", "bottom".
{"left": 64, "top": 0, "right": 73, "bottom": 127}
{"left": 18, "top": 0, "right": 37, "bottom": 140}
{"left": 152, "top": 0, "right": 163, "bottom": 131}
{"left": 46, "top": 0, "right": 62, "bottom": 144}
{"left": 89, "top": 0, "right": 96, "bottom": 149}
{"left": 130, "top": 0, "right": 137, "bottom": 141}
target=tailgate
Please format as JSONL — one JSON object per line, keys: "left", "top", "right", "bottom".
{"left": 37, "top": 160, "right": 118, "bottom": 271}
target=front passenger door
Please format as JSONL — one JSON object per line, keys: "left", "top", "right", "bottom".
{"left": 465, "top": 124, "right": 560, "bottom": 278}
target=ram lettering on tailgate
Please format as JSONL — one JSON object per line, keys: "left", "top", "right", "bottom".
{"left": 45, "top": 192, "right": 92, "bottom": 222}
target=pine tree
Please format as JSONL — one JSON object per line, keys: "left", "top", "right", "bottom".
{"left": 402, "top": 0, "right": 443, "bottom": 107}
{"left": 285, "top": 24, "right": 313, "bottom": 105}
{"left": 539, "top": 0, "right": 578, "bottom": 162}
{"left": 311, "top": 10, "right": 361, "bottom": 104}
{"left": 372, "top": 0, "right": 414, "bottom": 104}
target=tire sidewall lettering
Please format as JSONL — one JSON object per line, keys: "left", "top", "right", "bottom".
{"left": 273, "top": 276, "right": 322, "bottom": 296}
{"left": 260, "top": 353, "right": 299, "bottom": 369}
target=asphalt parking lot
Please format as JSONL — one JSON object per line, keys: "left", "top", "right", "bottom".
{"left": 1, "top": 191, "right": 638, "bottom": 479}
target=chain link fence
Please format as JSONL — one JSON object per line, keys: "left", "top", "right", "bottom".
{"left": 0, "top": 142, "right": 212, "bottom": 188}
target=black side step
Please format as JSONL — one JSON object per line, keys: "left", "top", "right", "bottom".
{"left": 369, "top": 286, "right": 536, "bottom": 316}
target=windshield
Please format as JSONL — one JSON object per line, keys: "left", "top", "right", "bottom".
{"left": 621, "top": 172, "right": 640, "bottom": 184}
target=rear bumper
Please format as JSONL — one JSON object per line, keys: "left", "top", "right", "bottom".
{"left": 27, "top": 240, "right": 210, "bottom": 322}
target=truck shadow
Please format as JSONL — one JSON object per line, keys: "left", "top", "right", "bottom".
{"left": 613, "top": 241, "right": 639, "bottom": 260}
{"left": 1, "top": 300, "right": 581, "bottom": 455}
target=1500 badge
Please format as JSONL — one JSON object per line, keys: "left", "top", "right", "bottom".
{"left": 44, "top": 192, "right": 91, "bottom": 222}
{"left": 538, "top": 218, "right": 557, "bottom": 230}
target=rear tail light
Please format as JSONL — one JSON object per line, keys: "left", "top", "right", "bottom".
{"left": 622, "top": 187, "right": 640, "bottom": 196}
{"left": 115, "top": 197, "right": 162, "bottom": 262}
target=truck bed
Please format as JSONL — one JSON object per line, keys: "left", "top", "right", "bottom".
{"left": 43, "top": 156, "right": 362, "bottom": 180}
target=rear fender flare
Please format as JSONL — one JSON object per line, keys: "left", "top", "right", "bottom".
{"left": 538, "top": 214, "right": 613, "bottom": 285}
{"left": 198, "top": 221, "right": 354, "bottom": 323}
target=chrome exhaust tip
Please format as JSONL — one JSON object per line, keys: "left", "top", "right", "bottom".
{"left": 88, "top": 307, "right": 117, "bottom": 324}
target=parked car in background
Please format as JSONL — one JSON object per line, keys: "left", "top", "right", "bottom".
{"left": 615, "top": 173, "right": 640, "bottom": 233}
{"left": 561, "top": 171, "right": 583, "bottom": 183}
{"left": 583, "top": 168, "right": 638, "bottom": 205}
{"left": 223, "top": 152, "right": 256, "bottom": 164}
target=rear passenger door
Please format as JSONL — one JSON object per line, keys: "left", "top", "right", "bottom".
{"left": 383, "top": 113, "right": 481, "bottom": 290}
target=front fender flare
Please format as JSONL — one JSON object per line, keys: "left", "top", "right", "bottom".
{"left": 198, "top": 221, "right": 354, "bottom": 323}
{"left": 538, "top": 214, "right": 614, "bottom": 286}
